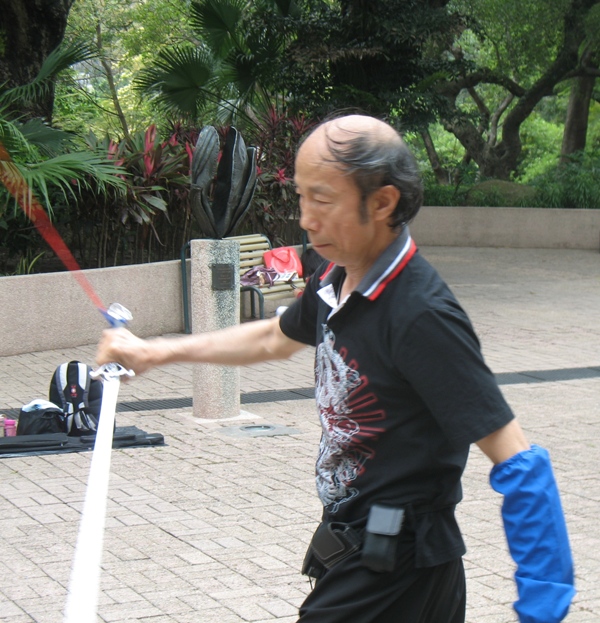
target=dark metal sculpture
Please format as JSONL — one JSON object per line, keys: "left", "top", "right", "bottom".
{"left": 190, "top": 126, "right": 257, "bottom": 239}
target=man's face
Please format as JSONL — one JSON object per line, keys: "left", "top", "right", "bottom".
{"left": 294, "top": 131, "right": 380, "bottom": 270}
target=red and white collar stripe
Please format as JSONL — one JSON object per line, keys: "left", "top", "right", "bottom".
{"left": 319, "top": 228, "right": 417, "bottom": 302}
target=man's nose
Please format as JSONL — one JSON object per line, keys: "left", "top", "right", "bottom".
{"left": 299, "top": 207, "right": 319, "bottom": 233}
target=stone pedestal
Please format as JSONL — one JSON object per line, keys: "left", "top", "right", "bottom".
{"left": 190, "top": 239, "right": 240, "bottom": 419}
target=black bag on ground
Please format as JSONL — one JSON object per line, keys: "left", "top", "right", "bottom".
{"left": 17, "top": 399, "right": 67, "bottom": 435}
{"left": 49, "top": 361, "right": 104, "bottom": 436}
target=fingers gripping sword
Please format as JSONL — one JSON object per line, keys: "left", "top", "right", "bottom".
{"left": 63, "top": 305, "right": 134, "bottom": 623}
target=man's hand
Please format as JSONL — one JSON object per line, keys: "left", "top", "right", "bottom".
{"left": 97, "top": 328, "right": 157, "bottom": 376}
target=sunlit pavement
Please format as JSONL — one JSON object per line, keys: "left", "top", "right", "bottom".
{"left": 1, "top": 246, "right": 598, "bottom": 622}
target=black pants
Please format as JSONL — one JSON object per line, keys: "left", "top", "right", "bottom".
{"left": 298, "top": 546, "right": 466, "bottom": 623}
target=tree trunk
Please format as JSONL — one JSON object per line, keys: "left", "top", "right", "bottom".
{"left": 0, "top": 0, "right": 76, "bottom": 121}
{"left": 420, "top": 129, "right": 450, "bottom": 185}
{"left": 561, "top": 73, "right": 596, "bottom": 161}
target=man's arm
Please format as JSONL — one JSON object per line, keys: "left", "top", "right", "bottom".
{"left": 96, "top": 316, "right": 306, "bottom": 375}
{"left": 476, "top": 419, "right": 575, "bottom": 623}
{"left": 475, "top": 418, "right": 529, "bottom": 464}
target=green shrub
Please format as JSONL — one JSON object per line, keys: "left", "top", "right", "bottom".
{"left": 529, "top": 151, "right": 600, "bottom": 209}
{"left": 422, "top": 151, "right": 600, "bottom": 210}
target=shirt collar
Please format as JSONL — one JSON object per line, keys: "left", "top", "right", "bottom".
{"left": 319, "top": 226, "right": 417, "bottom": 302}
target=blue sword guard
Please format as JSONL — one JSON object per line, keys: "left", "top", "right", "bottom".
{"left": 100, "top": 303, "right": 133, "bottom": 328}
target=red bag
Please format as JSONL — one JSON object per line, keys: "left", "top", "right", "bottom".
{"left": 263, "top": 246, "right": 303, "bottom": 277}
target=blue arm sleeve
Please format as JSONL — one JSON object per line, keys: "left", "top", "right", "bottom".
{"left": 490, "top": 445, "right": 575, "bottom": 623}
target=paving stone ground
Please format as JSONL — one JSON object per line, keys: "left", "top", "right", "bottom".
{"left": 0, "top": 246, "right": 599, "bottom": 623}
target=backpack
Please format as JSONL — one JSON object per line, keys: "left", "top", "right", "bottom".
{"left": 49, "top": 361, "right": 104, "bottom": 437}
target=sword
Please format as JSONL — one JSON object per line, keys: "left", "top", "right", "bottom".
{"left": 63, "top": 304, "right": 134, "bottom": 623}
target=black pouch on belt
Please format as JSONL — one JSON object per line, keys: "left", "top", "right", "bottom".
{"left": 361, "top": 504, "right": 405, "bottom": 572}
{"left": 302, "top": 521, "right": 362, "bottom": 578}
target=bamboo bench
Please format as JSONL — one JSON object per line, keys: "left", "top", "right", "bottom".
{"left": 181, "top": 234, "right": 305, "bottom": 332}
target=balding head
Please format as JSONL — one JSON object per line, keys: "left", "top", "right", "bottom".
{"left": 300, "top": 114, "right": 423, "bottom": 230}
{"left": 312, "top": 114, "right": 402, "bottom": 147}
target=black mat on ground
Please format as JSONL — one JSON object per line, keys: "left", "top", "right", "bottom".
{"left": 0, "top": 426, "right": 165, "bottom": 458}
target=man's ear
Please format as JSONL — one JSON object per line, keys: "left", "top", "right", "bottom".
{"left": 371, "top": 185, "right": 401, "bottom": 222}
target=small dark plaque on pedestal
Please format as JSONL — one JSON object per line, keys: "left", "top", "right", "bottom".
{"left": 211, "top": 264, "right": 235, "bottom": 290}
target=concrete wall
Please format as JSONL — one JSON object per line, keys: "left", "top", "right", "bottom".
{"left": 1, "top": 260, "right": 184, "bottom": 357}
{"left": 411, "top": 206, "right": 600, "bottom": 250}
{"left": 2, "top": 207, "right": 600, "bottom": 355}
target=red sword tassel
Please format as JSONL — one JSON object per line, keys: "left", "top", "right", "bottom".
{"left": 0, "top": 143, "right": 107, "bottom": 312}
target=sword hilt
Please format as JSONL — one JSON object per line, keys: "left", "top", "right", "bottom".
{"left": 101, "top": 303, "right": 133, "bottom": 328}
{"left": 94, "top": 303, "right": 135, "bottom": 381}
{"left": 90, "top": 362, "right": 135, "bottom": 382}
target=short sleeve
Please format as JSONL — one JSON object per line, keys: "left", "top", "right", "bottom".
{"left": 397, "top": 307, "right": 514, "bottom": 447}
{"left": 279, "top": 270, "right": 324, "bottom": 347}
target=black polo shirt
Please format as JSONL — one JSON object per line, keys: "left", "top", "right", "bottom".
{"left": 279, "top": 228, "right": 514, "bottom": 567}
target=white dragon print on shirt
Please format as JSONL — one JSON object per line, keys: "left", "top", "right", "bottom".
{"left": 315, "top": 326, "right": 386, "bottom": 513}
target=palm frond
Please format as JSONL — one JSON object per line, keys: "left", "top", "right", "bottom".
{"left": 17, "top": 153, "right": 126, "bottom": 214}
{"left": 0, "top": 106, "right": 80, "bottom": 166}
{"left": 0, "top": 113, "right": 35, "bottom": 160}
{"left": 0, "top": 40, "right": 96, "bottom": 108}
{"left": 135, "top": 46, "right": 218, "bottom": 117}
{"left": 271, "top": 0, "right": 301, "bottom": 18}
{"left": 18, "top": 118, "right": 74, "bottom": 156}
{"left": 218, "top": 56, "right": 258, "bottom": 105}
{"left": 190, "top": 0, "right": 247, "bottom": 56}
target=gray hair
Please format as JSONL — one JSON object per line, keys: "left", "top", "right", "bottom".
{"left": 321, "top": 123, "right": 423, "bottom": 229}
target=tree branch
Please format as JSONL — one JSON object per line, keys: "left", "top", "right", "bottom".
{"left": 488, "top": 94, "right": 514, "bottom": 146}
{"left": 95, "top": 21, "right": 131, "bottom": 143}
{"left": 436, "top": 68, "right": 526, "bottom": 99}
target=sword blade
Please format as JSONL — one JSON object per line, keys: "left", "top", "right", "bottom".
{"left": 63, "top": 374, "right": 120, "bottom": 623}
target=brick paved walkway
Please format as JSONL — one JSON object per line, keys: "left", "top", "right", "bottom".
{"left": 1, "top": 246, "right": 599, "bottom": 622}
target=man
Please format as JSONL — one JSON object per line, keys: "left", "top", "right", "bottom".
{"left": 97, "top": 115, "right": 575, "bottom": 623}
